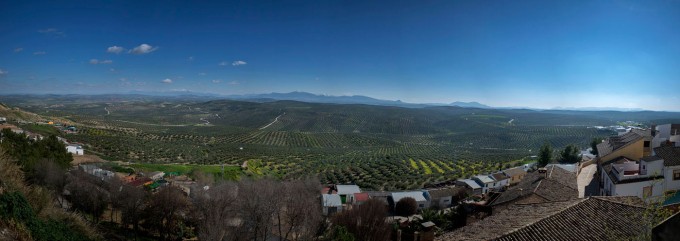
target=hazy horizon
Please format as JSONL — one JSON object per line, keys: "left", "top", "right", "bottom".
{"left": 1, "top": 1, "right": 680, "bottom": 111}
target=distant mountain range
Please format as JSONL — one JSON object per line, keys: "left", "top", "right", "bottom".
{"left": 223, "top": 92, "right": 647, "bottom": 111}
{"left": 35, "top": 90, "right": 652, "bottom": 112}
{"left": 224, "top": 91, "right": 503, "bottom": 109}
{"left": 449, "top": 101, "right": 491, "bottom": 109}
{"left": 224, "top": 91, "right": 430, "bottom": 108}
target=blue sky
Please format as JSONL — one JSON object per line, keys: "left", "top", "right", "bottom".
{"left": 1, "top": 0, "right": 679, "bottom": 111}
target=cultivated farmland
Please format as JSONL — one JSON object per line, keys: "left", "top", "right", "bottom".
{"left": 4, "top": 95, "right": 678, "bottom": 190}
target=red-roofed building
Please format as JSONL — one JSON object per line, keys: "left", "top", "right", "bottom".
{"left": 353, "top": 192, "right": 370, "bottom": 205}
{"left": 129, "top": 177, "right": 152, "bottom": 187}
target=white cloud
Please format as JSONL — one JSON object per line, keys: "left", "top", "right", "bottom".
{"left": 37, "top": 28, "right": 65, "bottom": 37}
{"left": 14, "top": 48, "right": 23, "bottom": 52}
{"left": 109, "top": 68, "right": 116, "bottom": 72}
{"left": 232, "top": 60, "right": 247, "bottom": 66}
{"left": 119, "top": 78, "right": 128, "bottom": 82}
{"left": 198, "top": 72, "right": 206, "bottom": 76}
{"left": 161, "top": 78, "right": 173, "bottom": 84}
{"left": 218, "top": 61, "right": 228, "bottom": 66}
{"left": 33, "top": 51, "right": 46, "bottom": 55}
{"left": 228, "top": 81, "right": 240, "bottom": 85}
{"left": 89, "top": 59, "right": 113, "bottom": 64}
{"left": 107, "top": 46, "right": 125, "bottom": 54}
{"left": 0, "top": 69, "right": 7, "bottom": 76}
{"left": 212, "top": 79, "right": 221, "bottom": 83}
{"left": 129, "top": 44, "right": 158, "bottom": 54}
{"left": 188, "top": 56, "right": 194, "bottom": 61}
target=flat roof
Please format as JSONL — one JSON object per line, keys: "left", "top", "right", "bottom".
{"left": 473, "top": 175, "right": 494, "bottom": 183}
{"left": 336, "top": 184, "right": 361, "bottom": 195}
{"left": 392, "top": 191, "right": 427, "bottom": 202}
{"left": 458, "top": 179, "right": 482, "bottom": 189}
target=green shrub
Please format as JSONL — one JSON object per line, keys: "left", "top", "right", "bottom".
{"left": 0, "top": 191, "right": 91, "bottom": 241}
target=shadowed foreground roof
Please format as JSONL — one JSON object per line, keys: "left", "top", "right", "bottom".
{"left": 489, "top": 165, "right": 577, "bottom": 206}
{"left": 437, "top": 196, "right": 645, "bottom": 241}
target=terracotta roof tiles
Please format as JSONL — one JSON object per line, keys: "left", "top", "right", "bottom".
{"left": 437, "top": 196, "right": 645, "bottom": 241}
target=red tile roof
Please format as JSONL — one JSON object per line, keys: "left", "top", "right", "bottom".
{"left": 354, "top": 192, "right": 369, "bottom": 202}
{"left": 129, "top": 177, "right": 152, "bottom": 187}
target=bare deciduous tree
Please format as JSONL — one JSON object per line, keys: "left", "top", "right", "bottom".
{"left": 331, "top": 199, "right": 392, "bottom": 241}
{"left": 65, "top": 170, "right": 109, "bottom": 223}
{"left": 119, "top": 184, "right": 146, "bottom": 238}
{"left": 276, "top": 178, "right": 323, "bottom": 241}
{"left": 192, "top": 182, "right": 239, "bottom": 241}
{"left": 106, "top": 178, "right": 125, "bottom": 223}
{"left": 142, "top": 186, "right": 191, "bottom": 240}
{"left": 237, "top": 178, "right": 280, "bottom": 241}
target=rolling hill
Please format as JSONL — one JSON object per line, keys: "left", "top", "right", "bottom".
{"left": 2, "top": 94, "right": 679, "bottom": 190}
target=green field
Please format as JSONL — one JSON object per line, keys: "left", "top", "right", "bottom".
{"left": 18, "top": 123, "right": 61, "bottom": 136}
{"left": 127, "top": 163, "right": 242, "bottom": 180}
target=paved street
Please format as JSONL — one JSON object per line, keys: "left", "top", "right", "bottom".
{"left": 577, "top": 164, "right": 598, "bottom": 198}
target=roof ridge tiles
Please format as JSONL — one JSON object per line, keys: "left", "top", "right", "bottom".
{"left": 590, "top": 196, "right": 646, "bottom": 208}
{"left": 496, "top": 199, "right": 585, "bottom": 238}
{"left": 496, "top": 197, "right": 644, "bottom": 240}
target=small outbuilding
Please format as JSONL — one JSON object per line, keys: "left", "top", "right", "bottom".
{"left": 322, "top": 194, "right": 343, "bottom": 216}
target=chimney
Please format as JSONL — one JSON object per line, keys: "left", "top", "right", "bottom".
{"left": 538, "top": 167, "right": 548, "bottom": 179}
{"left": 651, "top": 124, "right": 657, "bottom": 137}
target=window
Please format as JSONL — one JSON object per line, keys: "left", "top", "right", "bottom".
{"left": 644, "top": 141, "right": 650, "bottom": 147}
{"left": 674, "top": 170, "right": 680, "bottom": 181}
{"left": 418, "top": 204, "right": 424, "bottom": 208}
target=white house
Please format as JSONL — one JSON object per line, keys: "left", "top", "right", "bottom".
{"left": 489, "top": 173, "right": 510, "bottom": 191}
{"left": 392, "top": 191, "right": 430, "bottom": 210}
{"left": 601, "top": 156, "right": 664, "bottom": 200}
{"left": 322, "top": 194, "right": 343, "bottom": 216}
{"left": 472, "top": 175, "right": 495, "bottom": 194}
{"left": 79, "top": 164, "right": 114, "bottom": 180}
{"left": 148, "top": 171, "right": 165, "bottom": 180}
{"left": 652, "top": 124, "right": 680, "bottom": 148}
{"left": 336, "top": 184, "right": 361, "bottom": 204}
{"left": 66, "top": 144, "right": 84, "bottom": 155}
{"left": 601, "top": 146, "right": 680, "bottom": 202}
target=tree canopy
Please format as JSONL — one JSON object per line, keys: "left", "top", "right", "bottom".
{"left": 590, "top": 138, "right": 603, "bottom": 155}
{"left": 395, "top": 197, "right": 418, "bottom": 217}
{"left": 0, "top": 128, "right": 72, "bottom": 172}
{"left": 560, "top": 144, "right": 581, "bottom": 163}
{"left": 538, "top": 142, "right": 553, "bottom": 167}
